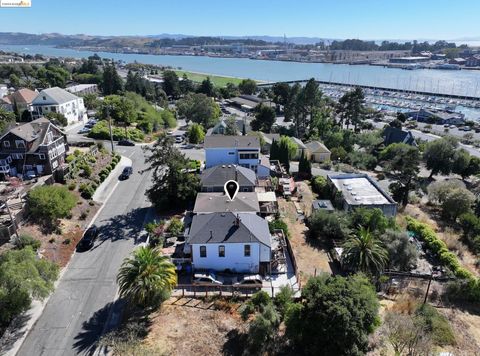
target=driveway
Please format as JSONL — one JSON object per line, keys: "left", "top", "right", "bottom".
{"left": 16, "top": 145, "right": 153, "bottom": 356}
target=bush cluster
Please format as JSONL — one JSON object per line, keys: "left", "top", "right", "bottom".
{"left": 268, "top": 219, "right": 290, "bottom": 238}
{"left": 406, "top": 217, "right": 474, "bottom": 280}
{"left": 79, "top": 183, "right": 97, "bottom": 200}
{"left": 88, "top": 120, "right": 145, "bottom": 142}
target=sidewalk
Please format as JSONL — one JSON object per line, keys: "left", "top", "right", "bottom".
{"left": 0, "top": 156, "right": 130, "bottom": 356}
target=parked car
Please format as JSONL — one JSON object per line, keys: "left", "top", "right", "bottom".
{"left": 464, "top": 126, "right": 472, "bottom": 131}
{"left": 449, "top": 125, "right": 457, "bottom": 129}
{"left": 119, "top": 166, "right": 133, "bottom": 180}
{"left": 193, "top": 272, "right": 223, "bottom": 285}
{"left": 78, "top": 127, "right": 91, "bottom": 134}
{"left": 234, "top": 274, "right": 263, "bottom": 290}
{"left": 77, "top": 226, "right": 99, "bottom": 251}
{"left": 24, "top": 170, "right": 37, "bottom": 180}
{"left": 117, "top": 139, "right": 135, "bottom": 146}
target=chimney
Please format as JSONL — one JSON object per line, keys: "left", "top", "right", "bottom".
{"left": 234, "top": 214, "right": 241, "bottom": 227}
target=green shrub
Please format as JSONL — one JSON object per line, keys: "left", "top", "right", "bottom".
{"left": 268, "top": 219, "right": 290, "bottom": 238}
{"left": 63, "top": 238, "right": 71, "bottom": 245}
{"left": 416, "top": 304, "right": 456, "bottom": 346}
{"left": 66, "top": 155, "right": 75, "bottom": 164}
{"left": 15, "top": 234, "right": 41, "bottom": 251}
{"left": 167, "top": 218, "right": 184, "bottom": 236}
{"left": 406, "top": 217, "right": 474, "bottom": 280}
{"left": 79, "top": 183, "right": 96, "bottom": 200}
{"left": 68, "top": 182, "right": 76, "bottom": 191}
{"left": 27, "top": 185, "right": 77, "bottom": 224}
{"left": 311, "top": 176, "right": 330, "bottom": 198}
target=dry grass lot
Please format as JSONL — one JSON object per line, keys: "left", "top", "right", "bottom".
{"left": 278, "top": 181, "right": 332, "bottom": 285}
{"left": 144, "top": 298, "right": 246, "bottom": 356}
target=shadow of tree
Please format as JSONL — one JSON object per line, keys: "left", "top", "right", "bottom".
{"left": 91, "top": 207, "right": 150, "bottom": 251}
{"left": 72, "top": 301, "right": 117, "bottom": 355}
{"left": 0, "top": 313, "right": 30, "bottom": 355}
{"left": 222, "top": 329, "right": 248, "bottom": 356}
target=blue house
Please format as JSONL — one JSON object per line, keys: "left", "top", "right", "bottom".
{"left": 204, "top": 136, "right": 261, "bottom": 171}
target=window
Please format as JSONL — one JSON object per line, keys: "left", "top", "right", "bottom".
{"left": 200, "top": 246, "right": 207, "bottom": 258}
{"left": 244, "top": 244, "right": 251, "bottom": 257}
{"left": 3, "top": 141, "right": 10, "bottom": 148}
{"left": 39, "top": 153, "right": 46, "bottom": 160}
{"left": 15, "top": 140, "right": 25, "bottom": 149}
{"left": 218, "top": 245, "right": 225, "bottom": 258}
{"left": 228, "top": 151, "right": 235, "bottom": 155}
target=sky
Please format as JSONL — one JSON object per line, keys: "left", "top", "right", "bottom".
{"left": 0, "top": 0, "right": 479, "bottom": 40}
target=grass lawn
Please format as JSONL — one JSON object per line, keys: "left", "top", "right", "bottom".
{"left": 174, "top": 70, "right": 246, "bottom": 87}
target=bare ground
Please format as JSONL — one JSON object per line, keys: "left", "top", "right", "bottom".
{"left": 144, "top": 297, "right": 246, "bottom": 356}
{"left": 278, "top": 181, "right": 332, "bottom": 285}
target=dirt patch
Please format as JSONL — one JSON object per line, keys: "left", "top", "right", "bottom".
{"left": 18, "top": 188, "right": 100, "bottom": 267}
{"left": 278, "top": 196, "right": 332, "bottom": 285}
{"left": 144, "top": 298, "right": 246, "bottom": 356}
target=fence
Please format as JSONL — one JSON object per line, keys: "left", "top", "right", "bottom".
{"left": 173, "top": 283, "right": 301, "bottom": 298}
{"left": 280, "top": 229, "right": 302, "bottom": 289}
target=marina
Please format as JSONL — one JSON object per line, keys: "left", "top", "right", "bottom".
{"left": 3, "top": 44, "right": 480, "bottom": 119}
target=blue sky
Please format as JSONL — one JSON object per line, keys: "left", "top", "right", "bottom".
{"left": 0, "top": 0, "right": 478, "bottom": 40}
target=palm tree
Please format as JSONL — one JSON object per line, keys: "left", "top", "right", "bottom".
{"left": 117, "top": 246, "right": 177, "bottom": 308}
{"left": 342, "top": 227, "right": 388, "bottom": 275}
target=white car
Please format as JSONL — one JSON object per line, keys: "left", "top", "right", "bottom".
{"left": 234, "top": 274, "right": 263, "bottom": 289}
{"left": 193, "top": 273, "right": 223, "bottom": 285}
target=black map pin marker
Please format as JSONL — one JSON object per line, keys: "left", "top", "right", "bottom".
{"left": 224, "top": 180, "right": 239, "bottom": 201}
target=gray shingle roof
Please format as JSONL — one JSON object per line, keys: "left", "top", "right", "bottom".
{"left": 201, "top": 165, "right": 256, "bottom": 188}
{"left": 32, "top": 87, "right": 80, "bottom": 106}
{"left": 187, "top": 212, "right": 271, "bottom": 247}
{"left": 193, "top": 192, "right": 260, "bottom": 213}
{"left": 383, "top": 126, "right": 417, "bottom": 146}
{"left": 204, "top": 136, "right": 260, "bottom": 149}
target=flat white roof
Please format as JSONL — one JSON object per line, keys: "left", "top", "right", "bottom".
{"left": 331, "top": 176, "right": 389, "bottom": 206}
{"left": 257, "top": 191, "right": 277, "bottom": 202}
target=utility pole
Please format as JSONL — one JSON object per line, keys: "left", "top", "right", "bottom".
{"left": 107, "top": 105, "right": 115, "bottom": 153}
{"left": 423, "top": 269, "right": 433, "bottom": 304}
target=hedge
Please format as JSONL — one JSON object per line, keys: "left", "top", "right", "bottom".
{"left": 406, "top": 216, "right": 475, "bottom": 281}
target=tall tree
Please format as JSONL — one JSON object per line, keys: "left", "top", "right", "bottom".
{"left": 380, "top": 143, "right": 420, "bottom": 206}
{"left": 197, "top": 77, "right": 215, "bottom": 97}
{"left": 187, "top": 123, "right": 205, "bottom": 144}
{"left": 143, "top": 134, "right": 200, "bottom": 209}
{"left": 298, "top": 150, "right": 312, "bottom": 179}
{"left": 101, "top": 62, "right": 123, "bottom": 95}
{"left": 285, "top": 274, "right": 379, "bottom": 355}
{"left": 342, "top": 227, "right": 388, "bottom": 275}
{"left": 179, "top": 73, "right": 195, "bottom": 95}
{"left": 238, "top": 78, "right": 257, "bottom": 95}
{"left": 337, "top": 87, "right": 366, "bottom": 131}
{"left": 423, "top": 136, "right": 458, "bottom": 178}
{"left": 162, "top": 70, "right": 180, "bottom": 98}
{"left": 250, "top": 104, "right": 276, "bottom": 133}
{"left": 176, "top": 93, "right": 221, "bottom": 128}
{"left": 224, "top": 116, "right": 238, "bottom": 135}
{"left": 117, "top": 246, "right": 176, "bottom": 308}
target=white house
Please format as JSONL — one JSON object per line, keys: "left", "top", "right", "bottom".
{"left": 185, "top": 212, "right": 272, "bottom": 274}
{"left": 32, "top": 87, "right": 87, "bottom": 125}
{"left": 204, "top": 136, "right": 261, "bottom": 172}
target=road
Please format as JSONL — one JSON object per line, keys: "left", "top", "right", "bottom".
{"left": 17, "top": 144, "right": 153, "bottom": 356}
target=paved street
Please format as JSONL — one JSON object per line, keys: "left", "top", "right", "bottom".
{"left": 17, "top": 145, "right": 153, "bottom": 356}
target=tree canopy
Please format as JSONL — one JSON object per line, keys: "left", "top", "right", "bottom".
{"left": 176, "top": 93, "right": 221, "bottom": 128}
{"left": 286, "top": 274, "right": 379, "bottom": 355}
